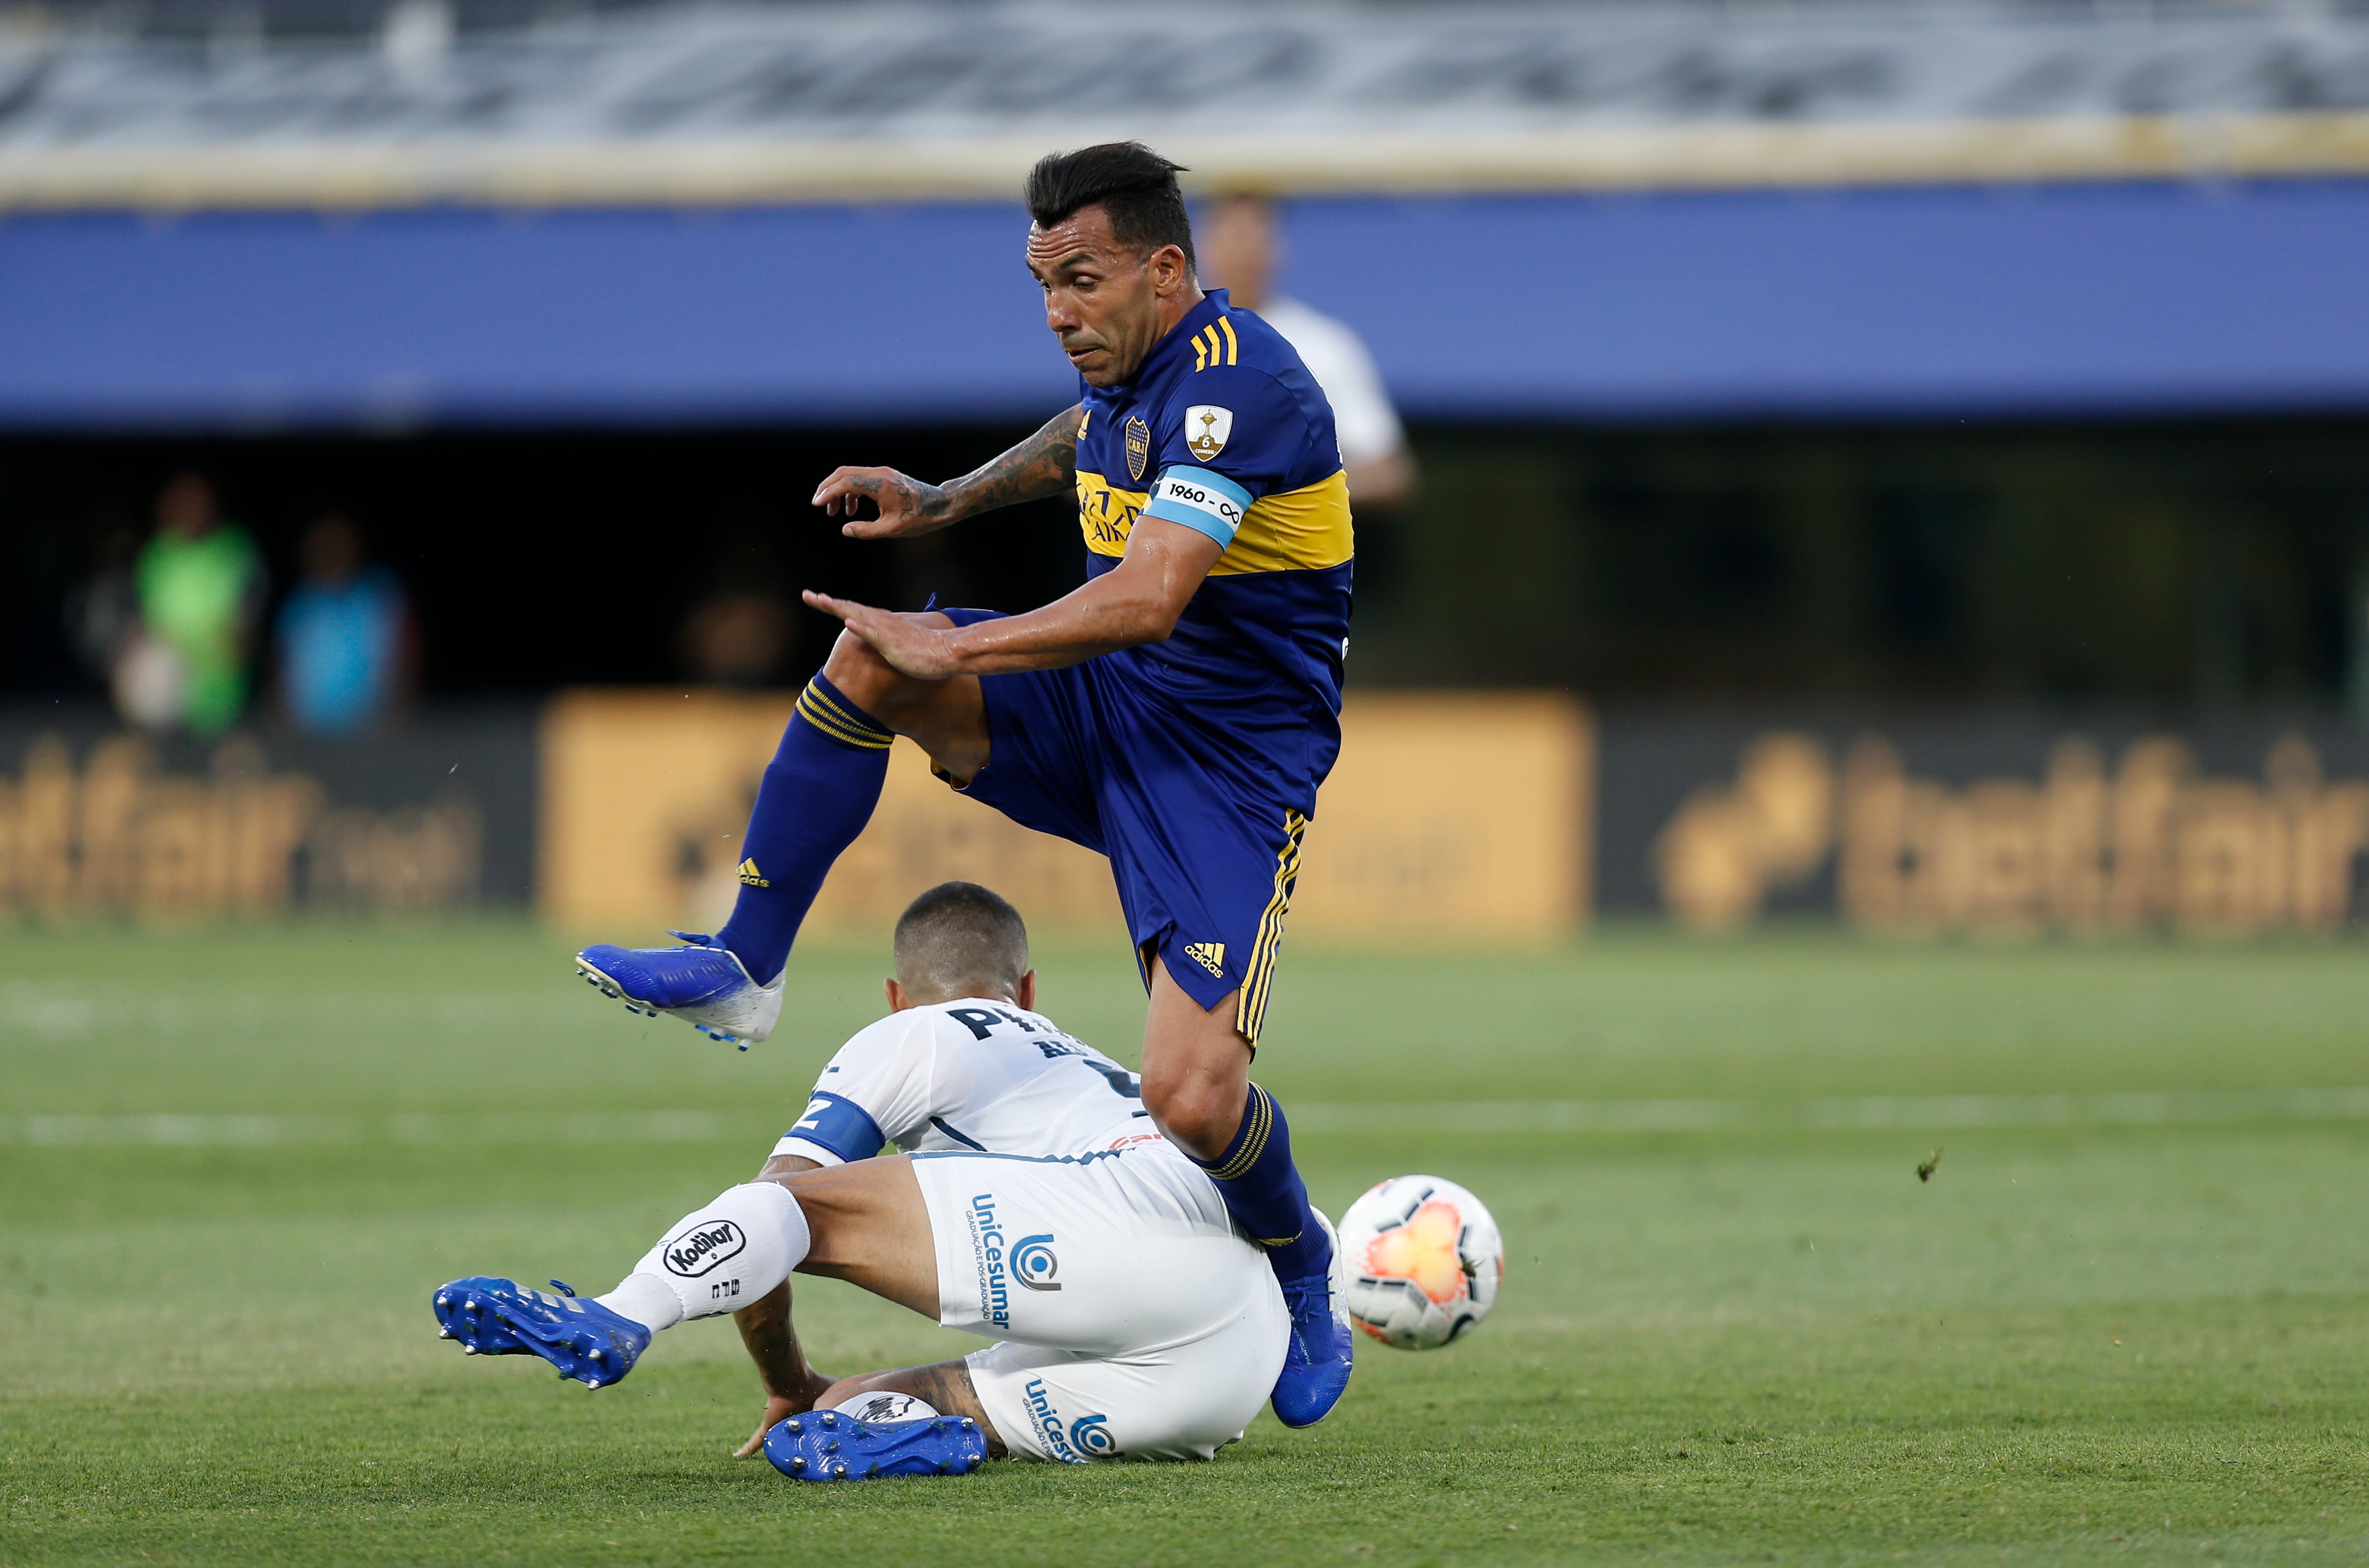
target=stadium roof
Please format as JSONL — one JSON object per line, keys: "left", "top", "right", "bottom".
{"left": 2, "top": 1, "right": 2368, "bottom": 208}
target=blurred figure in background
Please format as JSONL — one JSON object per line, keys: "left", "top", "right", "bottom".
{"left": 64, "top": 521, "right": 144, "bottom": 697}
{"left": 1199, "top": 193, "right": 1417, "bottom": 508}
{"left": 129, "top": 473, "right": 265, "bottom": 736}
{"left": 680, "top": 526, "right": 794, "bottom": 689}
{"left": 276, "top": 512, "right": 415, "bottom": 735}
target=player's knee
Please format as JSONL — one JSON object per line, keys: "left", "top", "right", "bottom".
{"left": 1139, "top": 1068, "right": 1243, "bottom": 1157}
{"left": 821, "top": 630, "right": 904, "bottom": 714}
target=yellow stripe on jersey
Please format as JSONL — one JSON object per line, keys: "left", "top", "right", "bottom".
{"left": 1075, "top": 469, "right": 1147, "bottom": 558}
{"left": 1209, "top": 469, "right": 1355, "bottom": 576}
{"left": 1080, "top": 467, "right": 1351, "bottom": 572}
{"left": 1217, "top": 314, "right": 1240, "bottom": 367}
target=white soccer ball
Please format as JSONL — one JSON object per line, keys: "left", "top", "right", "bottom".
{"left": 1337, "top": 1174, "right": 1503, "bottom": 1351}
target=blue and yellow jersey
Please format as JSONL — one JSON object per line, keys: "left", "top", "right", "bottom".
{"left": 1073, "top": 289, "right": 1353, "bottom": 770}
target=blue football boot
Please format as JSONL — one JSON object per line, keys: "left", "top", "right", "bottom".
{"left": 431, "top": 1276, "right": 652, "bottom": 1390}
{"left": 576, "top": 931, "right": 783, "bottom": 1048}
{"left": 763, "top": 1408, "right": 990, "bottom": 1481}
{"left": 1269, "top": 1208, "right": 1355, "bottom": 1428}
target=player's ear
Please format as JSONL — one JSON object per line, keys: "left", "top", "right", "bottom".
{"left": 1149, "top": 244, "right": 1190, "bottom": 296}
{"left": 1015, "top": 970, "right": 1037, "bottom": 1012}
{"left": 886, "top": 977, "right": 909, "bottom": 1012}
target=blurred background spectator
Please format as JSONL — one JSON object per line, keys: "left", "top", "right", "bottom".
{"left": 1199, "top": 193, "right": 1418, "bottom": 510}
{"left": 63, "top": 523, "right": 142, "bottom": 698}
{"left": 680, "top": 526, "right": 796, "bottom": 691}
{"left": 127, "top": 474, "right": 264, "bottom": 736}
{"left": 275, "top": 513, "right": 416, "bottom": 735}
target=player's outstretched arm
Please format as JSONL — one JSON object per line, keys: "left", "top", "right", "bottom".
{"left": 729, "top": 1278, "right": 843, "bottom": 1457}
{"left": 813, "top": 403, "right": 1082, "bottom": 541}
{"left": 805, "top": 516, "right": 1222, "bottom": 680}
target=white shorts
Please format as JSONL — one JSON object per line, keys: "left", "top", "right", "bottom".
{"left": 909, "top": 1138, "right": 1288, "bottom": 1463}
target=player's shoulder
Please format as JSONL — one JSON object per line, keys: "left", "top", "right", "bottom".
{"left": 824, "top": 1007, "right": 938, "bottom": 1067}
{"left": 1161, "top": 308, "right": 1304, "bottom": 398}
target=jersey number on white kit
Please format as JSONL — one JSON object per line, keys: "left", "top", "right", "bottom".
{"left": 940, "top": 1005, "right": 1143, "bottom": 1103}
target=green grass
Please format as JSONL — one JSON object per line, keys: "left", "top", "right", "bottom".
{"left": 3, "top": 921, "right": 2365, "bottom": 1565}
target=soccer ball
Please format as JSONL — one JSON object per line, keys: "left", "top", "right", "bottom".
{"left": 1336, "top": 1175, "right": 1503, "bottom": 1350}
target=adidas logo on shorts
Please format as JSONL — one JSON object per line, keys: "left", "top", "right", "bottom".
{"left": 1184, "top": 941, "right": 1225, "bottom": 979}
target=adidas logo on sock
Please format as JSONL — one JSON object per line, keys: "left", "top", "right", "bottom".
{"left": 737, "top": 858, "right": 769, "bottom": 887}
{"left": 1184, "top": 941, "right": 1225, "bottom": 978}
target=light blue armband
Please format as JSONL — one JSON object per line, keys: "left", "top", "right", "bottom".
{"left": 1141, "top": 465, "right": 1254, "bottom": 549}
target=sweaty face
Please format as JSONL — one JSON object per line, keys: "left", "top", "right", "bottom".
{"left": 1026, "top": 206, "right": 1171, "bottom": 388}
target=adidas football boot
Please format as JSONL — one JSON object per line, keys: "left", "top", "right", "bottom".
{"left": 763, "top": 1408, "right": 989, "bottom": 1482}
{"left": 431, "top": 1276, "right": 651, "bottom": 1389}
{"left": 1268, "top": 1208, "right": 1355, "bottom": 1428}
{"left": 575, "top": 931, "right": 783, "bottom": 1048}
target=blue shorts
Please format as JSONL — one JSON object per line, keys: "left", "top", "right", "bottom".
{"left": 940, "top": 609, "right": 1320, "bottom": 1045}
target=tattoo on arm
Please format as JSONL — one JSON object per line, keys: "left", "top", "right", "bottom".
{"left": 945, "top": 404, "right": 1080, "bottom": 520}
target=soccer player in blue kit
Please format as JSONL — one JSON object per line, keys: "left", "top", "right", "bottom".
{"left": 576, "top": 142, "right": 1357, "bottom": 1426}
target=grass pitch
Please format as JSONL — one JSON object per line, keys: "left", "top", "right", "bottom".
{"left": 3, "top": 922, "right": 2365, "bottom": 1565}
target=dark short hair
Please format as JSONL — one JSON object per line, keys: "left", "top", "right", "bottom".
{"left": 893, "top": 881, "right": 1029, "bottom": 999}
{"left": 1025, "top": 142, "right": 1196, "bottom": 269}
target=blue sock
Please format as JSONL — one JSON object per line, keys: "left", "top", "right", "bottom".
{"left": 713, "top": 675, "right": 893, "bottom": 985}
{"left": 1191, "top": 1084, "right": 1329, "bottom": 1282}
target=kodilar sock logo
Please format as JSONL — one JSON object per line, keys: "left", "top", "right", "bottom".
{"left": 663, "top": 1219, "right": 747, "bottom": 1277}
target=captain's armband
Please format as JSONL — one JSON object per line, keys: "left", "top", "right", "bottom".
{"left": 1142, "top": 466, "right": 1252, "bottom": 549}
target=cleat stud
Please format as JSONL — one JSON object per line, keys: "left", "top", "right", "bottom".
{"left": 819, "top": 1413, "right": 837, "bottom": 1428}
{"left": 931, "top": 1419, "right": 946, "bottom": 1434}
{"left": 823, "top": 1439, "right": 840, "bottom": 1454}
{"left": 830, "top": 1463, "right": 847, "bottom": 1481}
{"left": 936, "top": 1460, "right": 950, "bottom": 1475}
{"left": 784, "top": 1418, "right": 801, "bottom": 1435}
{"left": 438, "top": 1328, "right": 454, "bottom": 1339}
{"left": 588, "top": 1349, "right": 604, "bottom": 1362}
{"left": 463, "top": 1345, "right": 478, "bottom": 1355}
{"left": 787, "top": 1457, "right": 805, "bottom": 1475}
{"left": 435, "top": 1294, "right": 450, "bottom": 1307}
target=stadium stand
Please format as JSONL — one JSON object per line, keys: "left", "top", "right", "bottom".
{"left": 3, "top": 1, "right": 2368, "bottom": 203}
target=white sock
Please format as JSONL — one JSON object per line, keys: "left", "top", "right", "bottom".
{"left": 832, "top": 1391, "right": 940, "bottom": 1424}
{"left": 596, "top": 1273, "right": 684, "bottom": 1332}
{"left": 604, "top": 1181, "right": 811, "bottom": 1326}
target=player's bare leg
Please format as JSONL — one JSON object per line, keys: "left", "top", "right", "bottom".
{"left": 1137, "top": 956, "right": 1353, "bottom": 1428}
{"left": 434, "top": 1155, "right": 990, "bottom": 1476}
{"left": 573, "top": 613, "right": 989, "bottom": 1047}
{"left": 434, "top": 1157, "right": 937, "bottom": 1387}
{"left": 817, "top": 616, "right": 991, "bottom": 782}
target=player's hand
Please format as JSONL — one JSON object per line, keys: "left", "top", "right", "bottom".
{"left": 734, "top": 1392, "right": 807, "bottom": 1459}
{"left": 804, "top": 593, "right": 964, "bottom": 681}
{"left": 811, "top": 467, "right": 957, "bottom": 540}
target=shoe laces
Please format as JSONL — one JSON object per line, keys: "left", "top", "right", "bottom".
{"left": 1277, "top": 1272, "right": 1334, "bottom": 1314}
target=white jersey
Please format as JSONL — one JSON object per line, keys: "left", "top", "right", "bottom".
{"left": 1257, "top": 295, "right": 1408, "bottom": 469}
{"left": 770, "top": 998, "right": 1150, "bottom": 1168}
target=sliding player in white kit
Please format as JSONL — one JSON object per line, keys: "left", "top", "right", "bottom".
{"left": 432, "top": 882, "right": 1299, "bottom": 1476}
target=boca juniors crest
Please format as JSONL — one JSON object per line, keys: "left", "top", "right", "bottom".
{"left": 1124, "top": 416, "right": 1151, "bottom": 483}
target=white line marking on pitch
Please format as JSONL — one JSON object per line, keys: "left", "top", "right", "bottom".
{"left": 5, "top": 1090, "right": 2368, "bottom": 1146}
